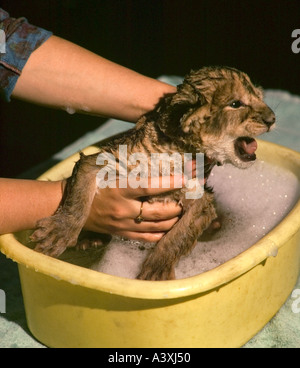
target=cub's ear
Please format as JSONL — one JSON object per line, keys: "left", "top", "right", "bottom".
{"left": 180, "top": 104, "right": 211, "bottom": 133}
{"left": 156, "top": 80, "right": 209, "bottom": 137}
{"left": 170, "top": 82, "right": 205, "bottom": 107}
{"left": 169, "top": 82, "right": 209, "bottom": 133}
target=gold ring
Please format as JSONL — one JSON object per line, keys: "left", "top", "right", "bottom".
{"left": 135, "top": 201, "right": 144, "bottom": 223}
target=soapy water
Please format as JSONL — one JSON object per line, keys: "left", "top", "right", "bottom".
{"left": 60, "top": 160, "right": 300, "bottom": 279}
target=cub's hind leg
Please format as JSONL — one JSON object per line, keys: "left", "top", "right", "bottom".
{"left": 137, "top": 192, "right": 217, "bottom": 281}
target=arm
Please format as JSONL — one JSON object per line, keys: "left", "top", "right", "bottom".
{"left": 1, "top": 15, "right": 178, "bottom": 237}
{"left": 0, "top": 177, "right": 182, "bottom": 241}
{"left": 0, "top": 178, "right": 63, "bottom": 234}
{"left": 12, "top": 35, "right": 176, "bottom": 122}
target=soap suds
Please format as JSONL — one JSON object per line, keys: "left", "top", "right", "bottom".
{"left": 63, "top": 160, "right": 300, "bottom": 279}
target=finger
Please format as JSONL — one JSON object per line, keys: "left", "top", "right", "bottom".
{"left": 185, "top": 159, "right": 197, "bottom": 178}
{"left": 140, "top": 200, "right": 182, "bottom": 221}
{"left": 115, "top": 231, "right": 165, "bottom": 243}
{"left": 130, "top": 217, "right": 179, "bottom": 232}
{"left": 117, "top": 174, "right": 186, "bottom": 198}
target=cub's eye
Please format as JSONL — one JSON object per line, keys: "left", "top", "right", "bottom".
{"left": 229, "top": 100, "right": 244, "bottom": 108}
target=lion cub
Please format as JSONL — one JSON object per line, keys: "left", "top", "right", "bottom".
{"left": 31, "top": 66, "right": 275, "bottom": 280}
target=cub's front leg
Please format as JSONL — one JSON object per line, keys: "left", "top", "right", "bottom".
{"left": 137, "top": 192, "right": 217, "bottom": 281}
{"left": 30, "top": 153, "right": 99, "bottom": 257}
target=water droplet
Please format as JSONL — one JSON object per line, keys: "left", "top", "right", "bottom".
{"left": 81, "top": 105, "right": 91, "bottom": 113}
{"left": 65, "top": 107, "right": 76, "bottom": 115}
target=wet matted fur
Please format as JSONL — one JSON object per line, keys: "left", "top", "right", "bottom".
{"left": 31, "top": 66, "right": 275, "bottom": 280}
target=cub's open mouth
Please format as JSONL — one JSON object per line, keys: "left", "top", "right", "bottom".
{"left": 234, "top": 137, "right": 257, "bottom": 162}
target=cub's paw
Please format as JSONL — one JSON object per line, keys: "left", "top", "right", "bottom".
{"left": 76, "top": 232, "right": 112, "bottom": 251}
{"left": 137, "top": 257, "right": 175, "bottom": 281}
{"left": 30, "top": 215, "right": 79, "bottom": 257}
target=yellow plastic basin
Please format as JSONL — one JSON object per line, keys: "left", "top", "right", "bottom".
{"left": 1, "top": 140, "right": 300, "bottom": 348}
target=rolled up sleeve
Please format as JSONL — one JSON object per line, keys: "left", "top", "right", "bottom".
{"left": 0, "top": 8, "right": 52, "bottom": 101}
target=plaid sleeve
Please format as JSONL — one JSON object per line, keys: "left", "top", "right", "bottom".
{"left": 0, "top": 8, "right": 53, "bottom": 102}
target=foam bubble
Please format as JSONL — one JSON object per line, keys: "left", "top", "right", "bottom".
{"left": 90, "top": 238, "right": 155, "bottom": 278}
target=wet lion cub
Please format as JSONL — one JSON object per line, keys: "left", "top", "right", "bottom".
{"left": 31, "top": 66, "right": 275, "bottom": 280}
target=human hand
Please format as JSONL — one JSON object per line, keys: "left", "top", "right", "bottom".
{"left": 84, "top": 175, "right": 186, "bottom": 242}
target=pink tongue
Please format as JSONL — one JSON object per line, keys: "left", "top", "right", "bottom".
{"left": 242, "top": 139, "right": 257, "bottom": 154}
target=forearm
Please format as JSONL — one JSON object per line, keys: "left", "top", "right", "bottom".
{"left": 12, "top": 35, "right": 176, "bottom": 122}
{"left": 0, "top": 178, "right": 63, "bottom": 234}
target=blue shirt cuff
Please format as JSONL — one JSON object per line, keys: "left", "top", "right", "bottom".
{"left": 0, "top": 8, "right": 53, "bottom": 102}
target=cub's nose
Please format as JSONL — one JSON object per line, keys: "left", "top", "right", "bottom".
{"left": 263, "top": 108, "right": 276, "bottom": 129}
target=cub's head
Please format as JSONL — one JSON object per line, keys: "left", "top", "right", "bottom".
{"left": 157, "top": 66, "right": 275, "bottom": 169}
